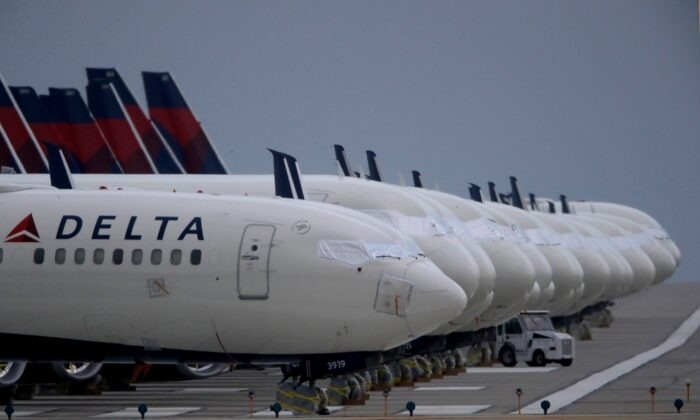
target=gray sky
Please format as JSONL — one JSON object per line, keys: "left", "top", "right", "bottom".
{"left": 1, "top": 0, "right": 699, "bottom": 282}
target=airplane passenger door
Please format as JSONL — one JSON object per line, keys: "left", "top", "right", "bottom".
{"left": 237, "top": 224, "right": 275, "bottom": 300}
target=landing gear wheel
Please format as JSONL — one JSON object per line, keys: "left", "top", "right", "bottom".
{"left": 559, "top": 359, "right": 573, "bottom": 367}
{"left": 499, "top": 346, "right": 517, "bottom": 367}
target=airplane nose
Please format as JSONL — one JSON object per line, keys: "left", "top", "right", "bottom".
{"left": 663, "top": 240, "right": 681, "bottom": 266}
{"left": 403, "top": 260, "right": 467, "bottom": 337}
{"left": 643, "top": 244, "right": 677, "bottom": 285}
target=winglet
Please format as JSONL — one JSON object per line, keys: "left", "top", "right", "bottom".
{"left": 509, "top": 176, "right": 524, "bottom": 209}
{"left": 560, "top": 194, "right": 570, "bottom": 214}
{"left": 268, "top": 149, "right": 305, "bottom": 200}
{"left": 366, "top": 150, "right": 383, "bottom": 182}
{"left": 468, "top": 183, "right": 482, "bottom": 202}
{"left": 334, "top": 144, "right": 352, "bottom": 177}
{"left": 411, "top": 170, "right": 423, "bottom": 188}
{"left": 46, "top": 143, "right": 74, "bottom": 189}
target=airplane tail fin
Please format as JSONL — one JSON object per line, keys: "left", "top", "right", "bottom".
{"left": 0, "top": 124, "right": 24, "bottom": 173}
{"left": 509, "top": 176, "right": 524, "bottom": 209}
{"left": 45, "top": 143, "right": 75, "bottom": 189}
{"left": 560, "top": 194, "right": 570, "bottom": 214}
{"left": 487, "top": 181, "right": 498, "bottom": 202}
{"left": 528, "top": 193, "right": 540, "bottom": 211}
{"left": 142, "top": 71, "right": 228, "bottom": 174}
{"left": 333, "top": 144, "right": 352, "bottom": 177}
{"left": 366, "top": 150, "right": 383, "bottom": 182}
{"left": 10, "top": 86, "right": 83, "bottom": 173}
{"left": 86, "top": 68, "right": 183, "bottom": 173}
{"left": 468, "top": 183, "right": 482, "bottom": 202}
{"left": 0, "top": 74, "right": 47, "bottom": 172}
{"left": 269, "top": 149, "right": 305, "bottom": 200}
{"left": 43, "top": 88, "right": 122, "bottom": 173}
{"left": 411, "top": 170, "right": 423, "bottom": 188}
{"left": 86, "top": 79, "right": 156, "bottom": 173}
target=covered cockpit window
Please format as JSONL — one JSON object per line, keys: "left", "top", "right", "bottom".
{"left": 361, "top": 209, "right": 448, "bottom": 237}
{"left": 525, "top": 228, "right": 562, "bottom": 246}
{"left": 318, "top": 239, "right": 425, "bottom": 266}
{"left": 463, "top": 217, "right": 507, "bottom": 241}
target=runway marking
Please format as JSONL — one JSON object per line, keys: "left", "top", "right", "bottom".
{"left": 397, "top": 404, "right": 489, "bottom": 415}
{"left": 413, "top": 386, "right": 485, "bottom": 391}
{"left": 8, "top": 410, "right": 52, "bottom": 417}
{"left": 94, "top": 407, "right": 200, "bottom": 417}
{"left": 175, "top": 387, "right": 247, "bottom": 394}
{"left": 253, "top": 406, "right": 344, "bottom": 416}
{"left": 466, "top": 367, "right": 558, "bottom": 373}
{"left": 517, "top": 306, "right": 700, "bottom": 415}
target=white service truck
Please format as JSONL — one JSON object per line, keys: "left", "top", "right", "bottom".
{"left": 495, "top": 311, "right": 575, "bottom": 367}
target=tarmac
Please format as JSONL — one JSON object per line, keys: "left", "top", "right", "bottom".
{"left": 5, "top": 281, "right": 700, "bottom": 419}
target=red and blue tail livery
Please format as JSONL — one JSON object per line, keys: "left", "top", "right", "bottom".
{"left": 86, "top": 79, "right": 156, "bottom": 173}
{"left": 86, "top": 68, "right": 183, "bottom": 174}
{"left": 42, "top": 88, "right": 122, "bottom": 174}
{"left": 0, "top": 74, "right": 47, "bottom": 173}
{"left": 9, "top": 86, "right": 83, "bottom": 173}
{"left": 143, "top": 71, "right": 228, "bottom": 174}
{"left": 0, "top": 123, "right": 23, "bottom": 173}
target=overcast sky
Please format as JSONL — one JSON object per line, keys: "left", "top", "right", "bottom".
{"left": 1, "top": 0, "right": 698, "bottom": 282}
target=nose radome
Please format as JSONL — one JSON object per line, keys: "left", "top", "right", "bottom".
{"left": 403, "top": 260, "right": 468, "bottom": 336}
{"left": 415, "top": 236, "right": 481, "bottom": 300}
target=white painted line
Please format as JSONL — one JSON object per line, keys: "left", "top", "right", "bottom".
{"left": 397, "top": 404, "right": 489, "bottom": 415}
{"left": 94, "top": 407, "right": 200, "bottom": 417}
{"left": 467, "top": 367, "right": 558, "bottom": 373}
{"left": 413, "top": 386, "right": 485, "bottom": 391}
{"left": 517, "top": 306, "right": 700, "bottom": 415}
{"left": 253, "top": 410, "right": 294, "bottom": 417}
{"left": 253, "top": 406, "right": 343, "bottom": 416}
{"left": 10, "top": 410, "right": 51, "bottom": 417}
{"left": 176, "top": 387, "right": 247, "bottom": 394}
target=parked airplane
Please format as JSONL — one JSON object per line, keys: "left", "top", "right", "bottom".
{"left": 0, "top": 155, "right": 467, "bottom": 386}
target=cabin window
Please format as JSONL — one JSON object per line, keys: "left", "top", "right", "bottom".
{"left": 112, "top": 249, "right": 124, "bottom": 265}
{"left": 34, "top": 248, "right": 45, "bottom": 264}
{"left": 94, "top": 248, "right": 105, "bottom": 265}
{"left": 55, "top": 248, "right": 66, "bottom": 265}
{"left": 170, "top": 249, "right": 182, "bottom": 265}
{"left": 131, "top": 249, "right": 143, "bottom": 265}
{"left": 190, "top": 249, "right": 202, "bottom": 265}
{"left": 151, "top": 249, "right": 162, "bottom": 265}
{"left": 75, "top": 248, "right": 86, "bottom": 265}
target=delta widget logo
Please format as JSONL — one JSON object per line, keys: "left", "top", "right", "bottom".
{"left": 5, "top": 214, "right": 40, "bottom": 243}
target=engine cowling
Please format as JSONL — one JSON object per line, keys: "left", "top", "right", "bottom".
{"left": 0, "top": 361, "right": 27, "bottom": 388}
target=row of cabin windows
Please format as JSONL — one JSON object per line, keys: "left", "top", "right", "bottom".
{"left": 27, "top": 248, "right": 202, "bottom": 266}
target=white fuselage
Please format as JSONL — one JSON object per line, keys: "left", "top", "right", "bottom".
{"left": 0, "top": 186, "right": 466, "bottom": 363}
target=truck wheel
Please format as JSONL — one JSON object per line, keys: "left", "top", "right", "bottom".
{"left": 559, "top": 359, "right": 573, "bottom": 367}
{"left": 531, "top": 350, "right": 546, "bottom": 367}
{"left": 499, "top": 346, "right": 517, "bottom": 367}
